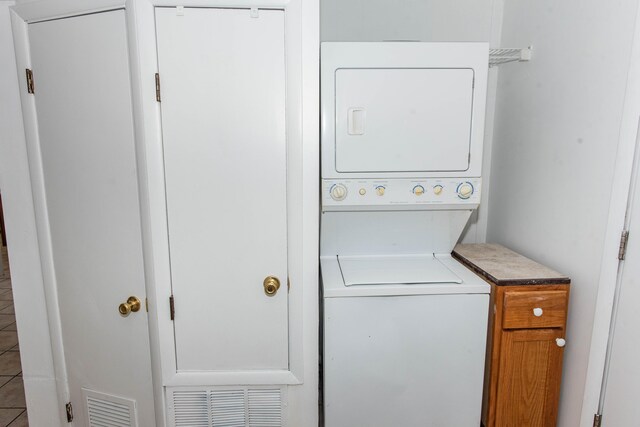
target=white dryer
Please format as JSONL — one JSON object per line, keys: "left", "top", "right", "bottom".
{"left": 320, "top": 42, "right": 491, "bottom": 426}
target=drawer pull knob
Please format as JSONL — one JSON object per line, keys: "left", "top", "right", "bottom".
{"left": 533, "top": 307, "right": 544, "bottom": 317}
{"left": 556, "top": 338, "right": 566, "bottom": 347}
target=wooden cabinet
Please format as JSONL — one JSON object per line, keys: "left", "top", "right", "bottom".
{"left": 495, "top": 328, "right": 564, "bottom": 426}
{"left": 452, "top": 244, "right": 570, "bottom": 427}
{"left": 491, "top": 285, "right": 569, "bottom": 427}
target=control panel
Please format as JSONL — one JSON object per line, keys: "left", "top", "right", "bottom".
{"left": 322, "top": 178, "right": 481, "bottom": 210}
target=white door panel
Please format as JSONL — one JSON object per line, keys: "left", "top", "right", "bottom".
{"left": 335, "top": 68, "right": 474, "bottom": 173}
{"left": 601, "top": 169, "right": 640, "bottom": 425}
{"left": 29, "top": 10, "right": 155, "bottom": 426}
{"left": 155, "top": 7, "right": 289, "bottom": 372}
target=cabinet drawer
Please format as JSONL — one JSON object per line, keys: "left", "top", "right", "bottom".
{"left": 502, "top": 290, "right": 567, "bottom": 329}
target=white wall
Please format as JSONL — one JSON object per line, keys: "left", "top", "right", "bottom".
{"left": 321, "top": 0, "right": 494, "bottom": 42}
{"left": 487, "top": 0, "right": 640, "bottom": 425}
{"left": 320, "top": 0, "right": 503, "bottom": 243}
{"left": 0, "top": 2, "right": 62, "bottom": 425}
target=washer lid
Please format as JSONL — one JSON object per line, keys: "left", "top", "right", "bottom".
{"left": 338, "top": 254, "right": 462, "bottom": 286}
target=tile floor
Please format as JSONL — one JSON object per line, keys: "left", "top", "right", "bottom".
{"left": 0, "top": 247, "right": 28, "bottom": 426}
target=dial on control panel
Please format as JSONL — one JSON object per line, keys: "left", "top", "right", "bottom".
{"left": 457, "top": 182, "right": 474, "bottom": 199}
{"left": 376, "top": 186, "right": 386, "bottom": 196}
{"left": 330, "top": 184, "right": 348, "bottom": 201}
{"left": 413, "top": 185, "right": 425, "bottom": 196}
{"left": 433, "top": 185, "right": 443, "bottom": 195}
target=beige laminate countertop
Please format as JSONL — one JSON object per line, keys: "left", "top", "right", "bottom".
{"left": 452, "top": 243, "right": 571, "bottom": 286}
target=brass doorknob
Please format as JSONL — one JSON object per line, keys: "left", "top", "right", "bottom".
{"left": 263, "top": 276, "right": 280, "bottom": 296}
{"left": 119, "top": 296, "right": 141, "bottom": 317}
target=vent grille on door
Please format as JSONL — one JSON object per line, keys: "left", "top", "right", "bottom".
{"left": 169, "top": 387, "right": 285, "bottom": 427}
{"left": 211, "top": 390, "right": 246, "bottom": 426}
{"left": 248, "top": 389, "right": 282, "bottom": 427}
{"left": 83, "top": 388, "right": 137, "bottom": 427}
{"left": 173, "top": 391, "right": 209, "bottom": 427}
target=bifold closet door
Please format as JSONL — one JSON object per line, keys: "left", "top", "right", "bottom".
{"left": 155, "top": 7, "right": 289, "bottom": 372}
{"left": 28, "top": 9, "right": 155, "bottom": 426}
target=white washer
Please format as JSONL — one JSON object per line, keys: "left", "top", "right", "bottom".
{"left": 321, "top": 254, "right": 489, "bottom": 426}
{"left": 320, "top": 42, "right": 490, "bottom": 426}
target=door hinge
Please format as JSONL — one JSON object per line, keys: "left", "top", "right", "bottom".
{"left": 618, "top": 230, "right": 630, "bottom": 260}
{"left": 169, "top": 295, "right": 175, "bottom": 320}
{"left": 25, "top": 68, "right": 34, "bottom": 94}
{"left": 65, "top": 402, "right": 73, "bottom": 422}
{"left": 593, "top": 413, "right": 602, "bottom": 427}
{"left": 287, "top": 277, "right": 290, "bottom": 293}
{"left": 155, "top": 73, "right": 161, "bottom": 102}
{"left": 145, "top": 297, "right": 149, "bottom": 313}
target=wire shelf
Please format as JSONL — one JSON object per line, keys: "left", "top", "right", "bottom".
{"left": 490, "top": 47, "right": 532, "bottom": 67}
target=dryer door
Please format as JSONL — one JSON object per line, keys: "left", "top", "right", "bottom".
{"left": 335, "top": 68, "right": 474, "bottom": 173}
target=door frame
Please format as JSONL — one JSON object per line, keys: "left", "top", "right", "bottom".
{"left": 0, "top": 1, "right": 65, "bottom": 425}
{"left": 580, "top": 2, "right": 640, "bottom": 425}
{"left": 133, "top": 0, "right": 310, "bottom": 387}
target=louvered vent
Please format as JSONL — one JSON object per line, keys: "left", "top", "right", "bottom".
{"left": 168, "top": 387, "right": 285, "bottom": 427}
{"left": 248, "top": 389, "right": 282, "bottom": 427}
{"left": 211, "top": 390, "right": 246, "bottom": 427}
{"left": 83, "top": 389, "right": 136, "bottom": 427}
{"left": 174, "top": 391, "right": 209, "bottom": 427}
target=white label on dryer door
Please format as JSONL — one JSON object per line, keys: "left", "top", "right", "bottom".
{"left": 335, "top": 68, "right": 474, "bottom": 173}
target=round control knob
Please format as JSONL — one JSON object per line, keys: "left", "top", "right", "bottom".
{"left": 330, "top": 184, "right": 348, "bottom": 201}
{"left": 413, "top": 185, "right": 425, "bottom": 196}
{"left": 433, "top": 185, "right": 443, "bottom": 195}
{"left": 457, "top": 182, "right": 474, "bottom": 199}
{"left": 359, "top": 188, "right": 366, "bottom": 196}
{"left": 376, "top": 186, "right": 386, "bottom": 196}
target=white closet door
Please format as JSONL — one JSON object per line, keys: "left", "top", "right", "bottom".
{"left": 156, "top": 7, "right": 289, "bottom": 372}
{"left": 29, "top": 10, "right": 155, "bottom": 426}
{"left": 600, "top": 166, "right": 640, "bottom": 424}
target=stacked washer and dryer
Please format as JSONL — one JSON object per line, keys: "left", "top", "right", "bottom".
{"left": 320, "top": 42, "right": 491, "bottom": 426}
